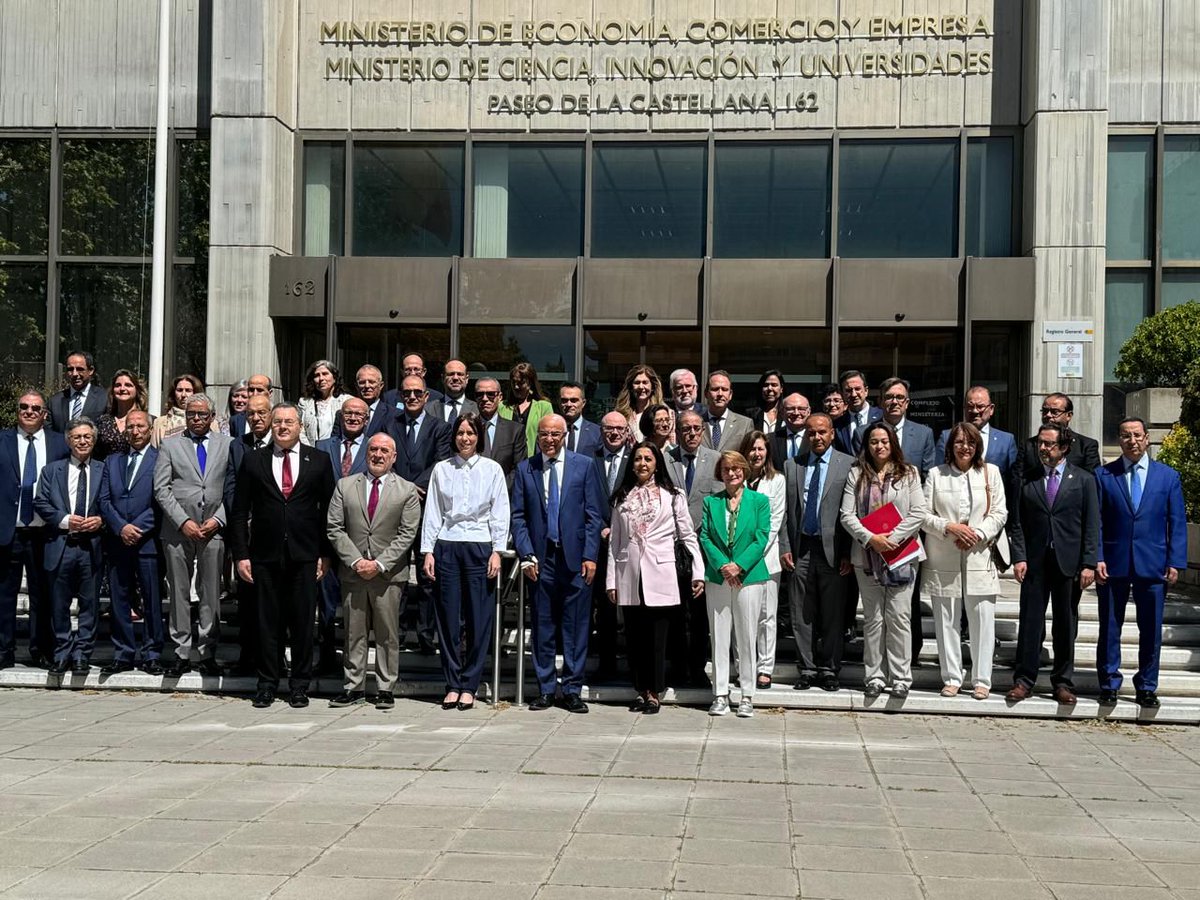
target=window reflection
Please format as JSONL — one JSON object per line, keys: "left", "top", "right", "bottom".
{"left": 353, "top": 144, "right": 463, "bottom": 257}
{"left": 966, "top": 138, "right": 1014, "bottom": 257}
{"left": 473, "top": 145, "right": 583, "bottom": 258}
{"left": 59, "top": 265, "right": 151, "bottom": 378}
{"left": 591, "top": 144, "right": 706, "bottom": 258}
{"left": 458, "top": 325, "right": 575, "bottom": 390}
{"left": 0, "top": 264, "right": 48, "bottom": 381}
{"left": 0, "top": 140, "right": 51, "bottom": 255}
{"left": 1106, "top": 136, "right": 1154, "bottom": 261}
{"left": 708, "top": 327, "right": 831, "bottom": 411}
{"left": 61, "top": 140, "right": 155, "bottom": 257}
{"left": 1163, "top": 136, "right": 1200, "bottom": 260}
{"left": 304, "top": 142, "right": 345, "bottom": 257}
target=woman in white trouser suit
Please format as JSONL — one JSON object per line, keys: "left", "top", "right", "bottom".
{"left": 920, "top": 422, "right": 1008, "bottom": 700}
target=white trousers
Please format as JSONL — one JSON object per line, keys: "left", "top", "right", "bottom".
{"left": 756, "top": 574, "right": 780, "bottom": 676}
{"left": 856, "top": 571, "right": 915, "bottom": 689}
{"left": 932, "top": 593, "right": 996, "bottom": 689}
{"left": 707, "top": 580, "right": 768, "bottom": 699}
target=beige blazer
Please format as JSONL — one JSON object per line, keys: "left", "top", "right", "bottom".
{"left": 326, "top": 472, "right": 422, "bottom": 586}
{"left": 839, "top": 465, "right": 928, "bottom": 570}
{"left": 920, "top": 463, "right": 1009, "bottom": 598}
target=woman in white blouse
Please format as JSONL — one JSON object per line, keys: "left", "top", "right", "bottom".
{"left": 740, "top": 430, "right": 787, "bottom": 690}
{"left": 921, "top": 422, "right": 1008, "bottom": 700}
{"left": 421, "top": 412, "right": 510, "bottom": 711}
{"left": 298, "top": 359, "right": 352, "bottom": 445}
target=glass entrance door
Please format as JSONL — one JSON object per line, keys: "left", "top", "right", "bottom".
{"left": 584, "top": 328, "right": 702, "bottom": 419}
{"left": 837, "top": 329, "right": 959, "bottom": 435}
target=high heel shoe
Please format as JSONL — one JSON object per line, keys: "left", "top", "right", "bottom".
{"left": 441, "top": 693, "right": 460, "bottom": 710}
{"left": 457, "top": 693, "right": 475, "bottom": 711}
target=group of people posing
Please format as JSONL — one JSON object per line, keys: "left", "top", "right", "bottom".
{"left": 0, "top": 351, "right": 1187, "bottom": 715}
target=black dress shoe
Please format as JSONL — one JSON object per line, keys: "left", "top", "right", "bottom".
{"left": 166, "top": 661, "right": 191, "bottom": 678}
{"left": 457, "top": 697, "right": 475, "bottom": 711}
{"left": 793, "top": 673, "right": 812, "bottom": 691}
{"left": 48, "top": 658, "right": 71, "bottom": 675}
{"left": 329, "top": 691, "right": 365, "bottom": 708}
{"left": 1136, "top": 690, "right": 1161, "bottom": 709}
{"left": 100, "top": 661, "right": 135, "bottom": 675}
{"left": 418, "top": 640, "right": 437, "bottom": 656}
{"left": 139, "top": 660, "right": 165, "bottom": 676}
{"left": 528, "top": 693, "right": 555, "bottom": 710}
{"left": 628, "top": 694, "right": 648, "bottom": 712}
{"left": 28, "top": 651, "right": 50, "bottom": 669}
{"left": 819, "top": 673, "right": 840, "bottom": 692}
{"left": 289, "top": 690, "right": 309, "bottom": 708}
{"left": 252, "top": 688, "right": 275, "bottom": 708}
{"left": 561, "top": 694, "right": 588, "bottom": 714}
{"left": 1098, "top": 689, "right": 1119, "bottom": 706}
{"left": 71, "top": 660, "right": 91, "bottom": 676}
{"left": 375, "top": 691, "right": 394, "bottom": 710}
{"left": 441, "top": 693, "right": 461, "bottom": 710}
{"left": 196, "top": 660, "right": 222, "bottom": 677}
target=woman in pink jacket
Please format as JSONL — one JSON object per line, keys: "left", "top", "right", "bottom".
{"left": 607, "top": 441, "right": 706, "bottom": 713}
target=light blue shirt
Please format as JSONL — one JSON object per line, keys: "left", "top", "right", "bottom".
{"left": 803, "top": 449, "right": 830, "bottom": 502}
{"left": 1044, "top": 459, "right": 1067, "bottom": 490}
{"left": 1124, "top": 454, "right": 1149, "bottom": 505}
{"left": 402, "top": 410, "right": 427, "bottom": 442}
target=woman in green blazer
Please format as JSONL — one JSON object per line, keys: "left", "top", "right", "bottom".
{"left": 698, "top": 450, "right": 773, "bottom": 719}
{"left": 497, "top": 361, "right": 554, "bottom": 457}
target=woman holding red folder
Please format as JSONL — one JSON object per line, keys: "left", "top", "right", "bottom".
{"left": 840, "top": 422, "right": 928, "bottom": 699}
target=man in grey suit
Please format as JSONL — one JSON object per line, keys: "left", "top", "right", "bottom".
{"left": 700, "top": 370, "right": 753, "bottom": 454}
{"left": 326, "top": 433, "right": 422, "bottom": 710}
{"left": 667, "top": 410, "right": 723, "bottom": 685}
{"left": 781, "top": 414, "right": 853, "bottom": 691}
{"left": 474, "top": 377, "right": 526, "bottom": 481}
{"left": 425, "top": 359, "right": 478, "bottom": 424}
{"left": 153, "top": 394, "right": 235, "bottom": 677}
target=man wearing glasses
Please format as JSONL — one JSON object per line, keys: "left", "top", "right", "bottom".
{"left": 426, "top": 359, "right": 477, "bottom": 424}
{"left": 48, "top": 351, "right": 106, "bottom": 432}
{"left": 1020, "top": 392, "right": 1102, "bottom": 477}
{"left": 474, "top": 377, "right": 526, "bottom": 483}
{"left": 229, "top": 374, "right": 274, "bottom": 438}
{"left": 770, "top": 393, "right": 812, "bottom": 470}
{"left": 0, "top": 392, "right": 68, "bottom": 668}
{"left": 935, "top": 386, "right": 1019, "bottom": 490}
{"left": 34, "top": 417, "right": 105, "bottom": 675}
{"left": 153, "top": 395, "right": 236, "bottom": 678}
{"left": 511, "top": 415, "right": 606, "bottom": 712}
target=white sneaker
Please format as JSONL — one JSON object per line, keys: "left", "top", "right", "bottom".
{"left": 736, "top": 697, "right": 754, "bottom": 718}
{"left": 708, "top": 696, "right": 729, "bottom": 716}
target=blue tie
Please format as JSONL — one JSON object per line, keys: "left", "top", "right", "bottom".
{"left": 684, "top": 454, "right": 695, "bottom": 494}
{"left": 710, "top": 417, "right": 722, "bottom": 448}
{"left": 547, "top": 458, "right": 561, "bottom": 544}
{"left": 73, "top": 463, "right": 89, "bottom": 517}
{"left": 1129, "top": 462, "right": 1142, "bottom": 512}
{"left": 194, "top": 436, "right": 206, "bottom": 475}
{"left": 802, "top": 455, "right": 823, "bottom": 535}
{"left": 125, "top": 450, "right": 139, "bottom": 492}
{"left": 19, "top": 434, "right": 36, "bottom": 526}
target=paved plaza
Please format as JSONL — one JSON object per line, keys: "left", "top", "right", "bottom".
{"left": 0, "top": 689, "right": 1197, "bottom": 899}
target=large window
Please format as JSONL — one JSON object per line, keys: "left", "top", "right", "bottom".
{"left": 459, "top": 326, "right": 575, "bottom": 393}
{"left": 0, "top": 264, "right": 48, "bottom": 381}
{"left": 303, "top": 142, "right": 345, "bottom": 257}
{"left": 838, "top": 140, "right": 959, "bottom": 258}
{"left": 583, "top": 329, "right": 701, "bottom": 416}
{"left": 353, "top": 144, "right": 463, "bottom": 257}
{"left": 713, "top": 142, "right": 830, "bottom": 258}
{"left": 1163, "top": 136, "right": 1200, "bottom": 261}
{"left": 966, "top": 137, "right": 1015, "bottom": 257}
{"left": 0, "top": 140, "right": 50, "bottom": 255}
{"left": 60, "top": 139, "right": 155, "bottom": 257}
{"left": 473, "top": 145, "right": 584, "bottom": 258}
{"left": 1106, "top": 136, "right": 1154, "bottom": 261}
{"left": 591, "top": 144, "right": 707, "bottom": 258}
{"left": 708, "top": 327, "right": 831, "bottom": 411}
{"left": 59, "top": 266, "right": 152, "bottom": 378}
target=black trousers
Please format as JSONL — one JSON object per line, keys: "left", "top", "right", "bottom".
{"left": 0, "top": 528, "right": 54, "bottom": 660}
{"left": 236, "top": 578, "right": 259, "bottom": 667}
{"left": 626, "top": 598, "right": 672, "bottom": 696}
{"left": 254, "top": 554, "right": 319, "bottom": 692}
{"left": 668, "top": 587, "right": 710, "bottom": 683}
{"left": 790, "top": 537, "right": 846, "bottom": 676}
{"left": 400, "top": 566, "right": 437, "bottom": 650}
{"left": 591, "top": 537, "right": 617, "bottom": 671}
{"left": 1014, "top": 550, "right": 1078, "bottom": 689}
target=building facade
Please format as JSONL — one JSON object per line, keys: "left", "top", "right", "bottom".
{"left": 0, "top": 1, "right": 1197, "bottom": 441}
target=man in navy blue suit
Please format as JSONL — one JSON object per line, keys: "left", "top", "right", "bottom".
{"left": 389, "top": 375, "right": 453, "bottom": 653}
{"left": 1095, "top": 417, "right": 1188, "bottom": 709}
{"left": 332, "top": 365, "right": 394, "bottom": 441}
{"left": 98, "top": 410, "right": 164, "bottom": 674}
{"left": 0, "top": 390, "right": 68, "bottom": 668}
{"left": 936, "top": 386, "right": 1018, "bottom": 489}
{"left": 834, "top": 369, "right": 882, "bottom": 455}
{"left": 34, "top": 417, "right": 106, "bottom": 676}
{"left": 512, "top": 413, "right": 605, "bottom": 712}
{"left": 558, "top": 381, "right": 602, "bottom": 458}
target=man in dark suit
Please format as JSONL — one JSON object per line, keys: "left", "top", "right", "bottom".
{"left": 936, "top": 386, "right": 1019, "bottom": 489}
{"left": 770, "top": 393, "right": 811, "bottom": 471}
{"left": 0, "top": 390, "right": 68, "bottom": 668}
{"left": 47, "top": 351, "right": 107, "bottom": 433}
{"left": 333, "top": 365, "right": 393, "bottom": 441}
{"left": 230, "top": 403, "right": 337, "bottom": 708}
{"left": 382, "top": 353, "right": 445, "bottom": 409}
{"left": 33, "top": 417, "right": 105, "bottom": 675}
{"left": 559, "top": 381, "right": 602, "bottom": 457}
{"left": 97, "top": 410, "right": 163, "bottom": 674}
{"left": 424, "top": 358, "right": 476, "bottom": 424}
{"left": 228, "top": 392, "right": 273, "bottom": 675}
{"left": 1007, "top": 424, "right": 1099, "bottom": 705}
{"left": 1020, "top": 392, "right": 1102, "bottom": 476}
{"left": 511, "top": 414, "right": 605, "bottom": 712}
{"left": 700, "top": 370, "right": 753, "bottom": 453}
{"left": 1095, "top": 417, "right": 1189, "bottom": 708}
{"left": 781, "top": 413, "right": 853, "bottom": 691}
{"left": 590, "top": 412, "right": 631, "bottom": 680}
{"left": 834, "top": 369, "right": 883, "bottom": 455}
{"left": 229, "top": 374, "right": 273, "bottom": 439}
{"left": 474, "top": 377, "right": 526, "bottom": 482}
{"left": 389, "top": 375, "right": 453, "bottom": 653}
{"left": 667, "top": 369, "right": 704, "bottom": 418}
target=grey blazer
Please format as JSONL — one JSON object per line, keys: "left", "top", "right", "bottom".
{"left": 784, "top": 449, "right": 854, "bottom": 570}
{"left": 666, "top": 445, "right": 723, "bottom": 529}
{"left": 700, "top": 409, "right": 754, "bottom": 454}
{"left": 426, "top": 396, "right": 479, "bottom": 424}
{"left": 326, "top": 472, "right": 422, "bottom": 587}
{"left": 152, "top": 431, "right": 235, "bottom": 541}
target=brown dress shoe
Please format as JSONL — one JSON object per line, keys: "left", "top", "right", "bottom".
{"left": 1053, "top": 685, "right": 1077, "bottom": 706}
{"left": 1005, "top": 682, "right": 1032, "bottom": 702}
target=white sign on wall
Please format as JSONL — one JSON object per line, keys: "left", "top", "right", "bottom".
{"left": 1042, "top": 321, "right": 1094, "bottom": 342}
{"left": 1057, "top": 342, "right": 1084, "bottom": 378}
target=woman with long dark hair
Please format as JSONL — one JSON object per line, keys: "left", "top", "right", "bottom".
{"left": 750, "top": 369, "right": 786, "bottom": 432}
{"left": 499, "top": 361, "right": 553, "bottom": 457}
{"left": 298, "top": 359, "right": 351, "bottom": 445}
{"left": 95, "top": 369, "right": 151, "bottom": 459}
{"left": 606, "top": 440, "right": 704, "bottom": 713}
{"left": 152, "top": 373, "right": 205, "bottom": 446}
{"left": 839, "top": 421, "right": 928, "bottom": 699}
{"left": 638, "top": 402, "right": 676, "bottom": 454}
{"left": 615, "top": 364, "right": 664, "bottom": 442}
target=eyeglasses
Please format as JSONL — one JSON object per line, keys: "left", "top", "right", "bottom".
{"left": 65, "top": 366, "right": 90, "bottom": 374}
{"left": 1040, "top": 407, "right": 1068, "bottom": 416}
{"left": 18, "top": 403, "right": 44, "bottom": 412}
{"left": 475, "top": 391, "right": 500, "bottom": 399}
{"left": 601, "top": 426, "right": 627, "bottom": 434}
{"left": 680, "top": 425, "right": 704, "bottom": 434}
{"left": 342, "top": 412, "right": 367, "bottom": 420}
{"left": 184, "top": 411, "right": 212, "bottom": 419}
{"left": 784, "top": 407, "right": 810, "bottom": 415}
{"left": 538, "top": 431, "right": 565, "bottom": 438}
{"left": 964, "top": 403, "right": 992, "bottom": 412}
{"left": 400, "top": 389, "right": 425, "bottom": 398}
{"left": 882, "top": 394, "right": 908, "bottom": 403}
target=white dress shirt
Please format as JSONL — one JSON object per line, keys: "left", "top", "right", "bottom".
{"left": 58, "top": 458, "right": 92, "bottom": 529}
{"left": 271, "top": 444, "right": 301, "bottom": 493}
{"left": 540, "top": 452, "right": 564, "bottom": 504}
{"left": 15, "top": 428, "right": 48, "bottom": 528}
{"left": 978, "top": 423, "right": 991, "bottom": 460}
{"left": 442, "top": 394, "right": 465, "bottom": 421}
{"left": 420, "top": 454, "right": 511, "bottom": 553}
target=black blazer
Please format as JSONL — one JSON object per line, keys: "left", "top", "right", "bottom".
{"left": 481, "top": 415, "right": 527, "bottom": 482}
{"left": 1009, "top": 462, "right": 1099, "bottom": 577}
{"left": 48, "top": 387, "right": 107, "bottom": 433}
{"left": 1021, "top": 430, "right": 1101, "bottom": 477}
{"left": 331, "top": 400, "right": 394, "bottom": 441}
{"left": 388, "top": 413, "right": 453, "bottom": 491}
{"left": 592, "top": 446, "right": 631, "bottom": 521}
{"left": 230, "top": 445, "right": 336, "bottom": 564}
{"left": 769, "top": 428, "right": 808, "bottom": 472}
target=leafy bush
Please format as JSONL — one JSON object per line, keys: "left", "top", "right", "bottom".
{"left": 1158, "top": 424, "right": 1200, "bottom": 523}
{"left": 1114, "top": 301, "right": 1200, "bottom": 386}
{"left": 0, "top": 375, "right": 61, "bottom": 430}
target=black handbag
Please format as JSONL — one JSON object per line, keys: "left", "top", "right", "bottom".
{"left": 984, "top": 477, "right": 1011, "bottom": 573}
{"left": 671, "top": 495, "right": 696, "bottom": 587}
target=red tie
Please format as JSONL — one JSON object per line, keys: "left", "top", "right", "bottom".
{"left": 281, "top": 449, "right": 294, "bottom": 499}
{"left": 341, "top": 440, "right": 353, "bottom": 477}
{"left": 367, "top": 476, "right": 381, "bottom": 521}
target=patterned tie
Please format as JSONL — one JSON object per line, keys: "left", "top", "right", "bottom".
{"left": 19, "top": 434, "right": 37, "bottom": 526}
{"left": 342, "top": 439, "right": 354, "bottom": 477}
{"left": 790, "top": 432, "right": 802, "bottom": 460}
{"left": 685, "top": 453, "right": 695, "bottom": 494}
{"left": 568, "top": 424, "right": 577, "bottom": 452}
{"left": 446, "top": 399, "right": 458, "bottom": 422}
{"left": 73, "top": 462, "right": 88, "bottom": 517}
{"left": 1045, "top": 468, "right": 1059, "bottom": 507}
{"left": 70, "top": 391, "right": 83, "bottom": 420}
{"left": 606, "top": 452, "right": 619, "bottom": 493}
{"left": 710, "top": 416, "right": 722, "bottom": 448}
{"left": 1129, "top": 462, "right": 1143, "bottom": 512}
{"left": 802, "top": 455, "right": 823, "bottom": 535}
{"left": 367, "top": 476, "right": 381, "bottom": 521}
{"left": 194, "top": 436, "right": 206, "bottom": 475}
{"left": 282, "top": 449, "right": 294, "bottom": 500}
{"left": 547, "top": 458, "right": 561, "bottom": 543}
{"left": 125, "top": 450, "right": 139, "bottom": 492}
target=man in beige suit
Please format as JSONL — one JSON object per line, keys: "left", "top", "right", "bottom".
{"left": 326, "top": 433, "right": 421, "bottom": 710}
